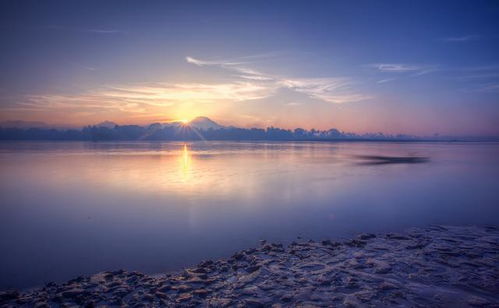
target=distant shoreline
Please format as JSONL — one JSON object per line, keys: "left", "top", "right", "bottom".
{"left": 2, "top": 117, "right": 498, "bottom": 143}
{"left": 1, "top": 225, "right": 497, "bottom": 307}
{"left": 1, "top": 138, "right": 499, "bottom": 143}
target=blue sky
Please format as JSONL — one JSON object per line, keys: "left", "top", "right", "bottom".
{"left": 0, "top": 0, "right": 498, "bottom": 135}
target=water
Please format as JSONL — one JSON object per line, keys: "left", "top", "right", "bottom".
{"left": 1, "top": 141, "right": 498, "bottom": 289}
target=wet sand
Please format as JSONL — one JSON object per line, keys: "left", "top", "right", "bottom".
{"left": 1, "top": 225, "right": 498, "bottom": 307}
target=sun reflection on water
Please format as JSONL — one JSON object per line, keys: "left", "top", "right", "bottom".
{"left": 180, "top": 143, "right": 192, "bottom": 182}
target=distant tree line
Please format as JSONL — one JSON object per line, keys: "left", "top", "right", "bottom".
{"left": 0, "top": 124, "right": 424, "bottom": 141}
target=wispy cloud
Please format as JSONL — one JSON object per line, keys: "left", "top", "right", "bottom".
{"left": 186, "top": 56, "right": 273, "bottom": 81}
{"left": 450, "top": 64, "right": 499, "bottom": 81}
{"left": 455, "top": 64, "right": 499, "bottom": 72}
{"left": 278, "top": 78, "right": 370, "bottom": 103}
{"left": 239, "top": 75, "right": 274, "bottom": 81}
{"left": 104, "top": 82, "right": 272, "bottom": 102}
{"left": 441, "top": 35, "right": 480, "bottom": 42}
{"left": 6, "top": 55, "right": 371, "bottom": 122}
{"left": 473, "top": 83, "right": 499, "bottom": 93}
{"left": 370, "top": 64, "right": 422, "bottom": 72}
{"left": 12, "top": 81, "right": 274, "bottom": 118}
{"left": 186, "top": 56, "right": 369, "bottom": 104}
{"left": 368, "top": 63, "right": 437, "bottom": 78}
{"left": 377, "top": 78, "right": 396, "bottom": 84}
{"left": 67, "top": 61, "right": 97, "bottom": 71}
{"left": 83, "top": 29, "right": 123, "bottom": 34}
{"left": 185, "top": 56, "right": 243, "bottom": 67}
{"left": 45, "top": 25, "right": 125, "bottom": 35}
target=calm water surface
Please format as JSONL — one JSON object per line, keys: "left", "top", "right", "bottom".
{"left": 1, "top": 141, "right": 498, "bottom": 289}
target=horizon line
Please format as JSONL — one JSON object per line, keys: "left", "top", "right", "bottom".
{"left": 1, "top": 118, "right": 499, "bottom": 139}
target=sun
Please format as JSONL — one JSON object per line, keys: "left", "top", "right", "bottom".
{"left": 179, "top": 119, "right": 190, "bottom": 124}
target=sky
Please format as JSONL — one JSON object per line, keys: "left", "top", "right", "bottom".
{"left": 0, "top": 0, "right": 498, "bottom": 136}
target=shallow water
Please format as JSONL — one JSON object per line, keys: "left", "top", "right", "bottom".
{"left": 1, "top": 141, "right": 498, "bottom": 289}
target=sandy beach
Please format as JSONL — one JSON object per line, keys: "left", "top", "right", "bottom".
{"left": 1, "top": 225, "right": 498, "bottom": 307}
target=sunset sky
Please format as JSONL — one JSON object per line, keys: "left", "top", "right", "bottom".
{"left": 1, "top": 0, "right": 499, "bottom": 135}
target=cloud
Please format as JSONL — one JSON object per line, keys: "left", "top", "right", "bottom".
{"left": 13, "top": 81, "right": 275, "bottom": 118}
{"left": 449, "top": 64, "right": 499, "bottom": 81}
{"left": 185, "top": 56, "right": 207, "bottom": 66}
{"left": 186, "top": 56, "right": 272, "bottom": 81}
{"left": 239, "top": 75, "right": 274, "bottom": 81}
{"left": 473, "top": 83, "right": 499, "bottom": 93}
{"left": 83, "top": 29, "right": 123, "bottom": 34}
{"left": 185, "top": 56, "right": 246, "bottom": 67}
{"left": 107, "top": 82, "right": 273, "bottom": 102}
{"left": 67, "top": 61, "right": 97, "bottom": 71}
{"left": 455, "top": 64, "right": 499, "bottom": 72}
{"left": 377, "top": 78, "right": 396, "bottom": 84}
{"left": 370, "top": 63, "right": 421, "bottom": 72}
{"left": 441, "top": 35, "right": 480, "bottom": 42}
{"left": 17, "top": 54, "right": 370, "bottom": 119}
{"left": 187, "top": 56, "right": 369, "bottom": 104}
{"left": 45, "top": 25, "right": 125, "bottom": 35}
{"left": 368, "top": 63, "right": 437, "bottom": 77}
{"left": 6, "top": 55, "right": 371, "bottom": 122}
{"left": 278, "top": 78, "right": 370, "bottom": 104}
